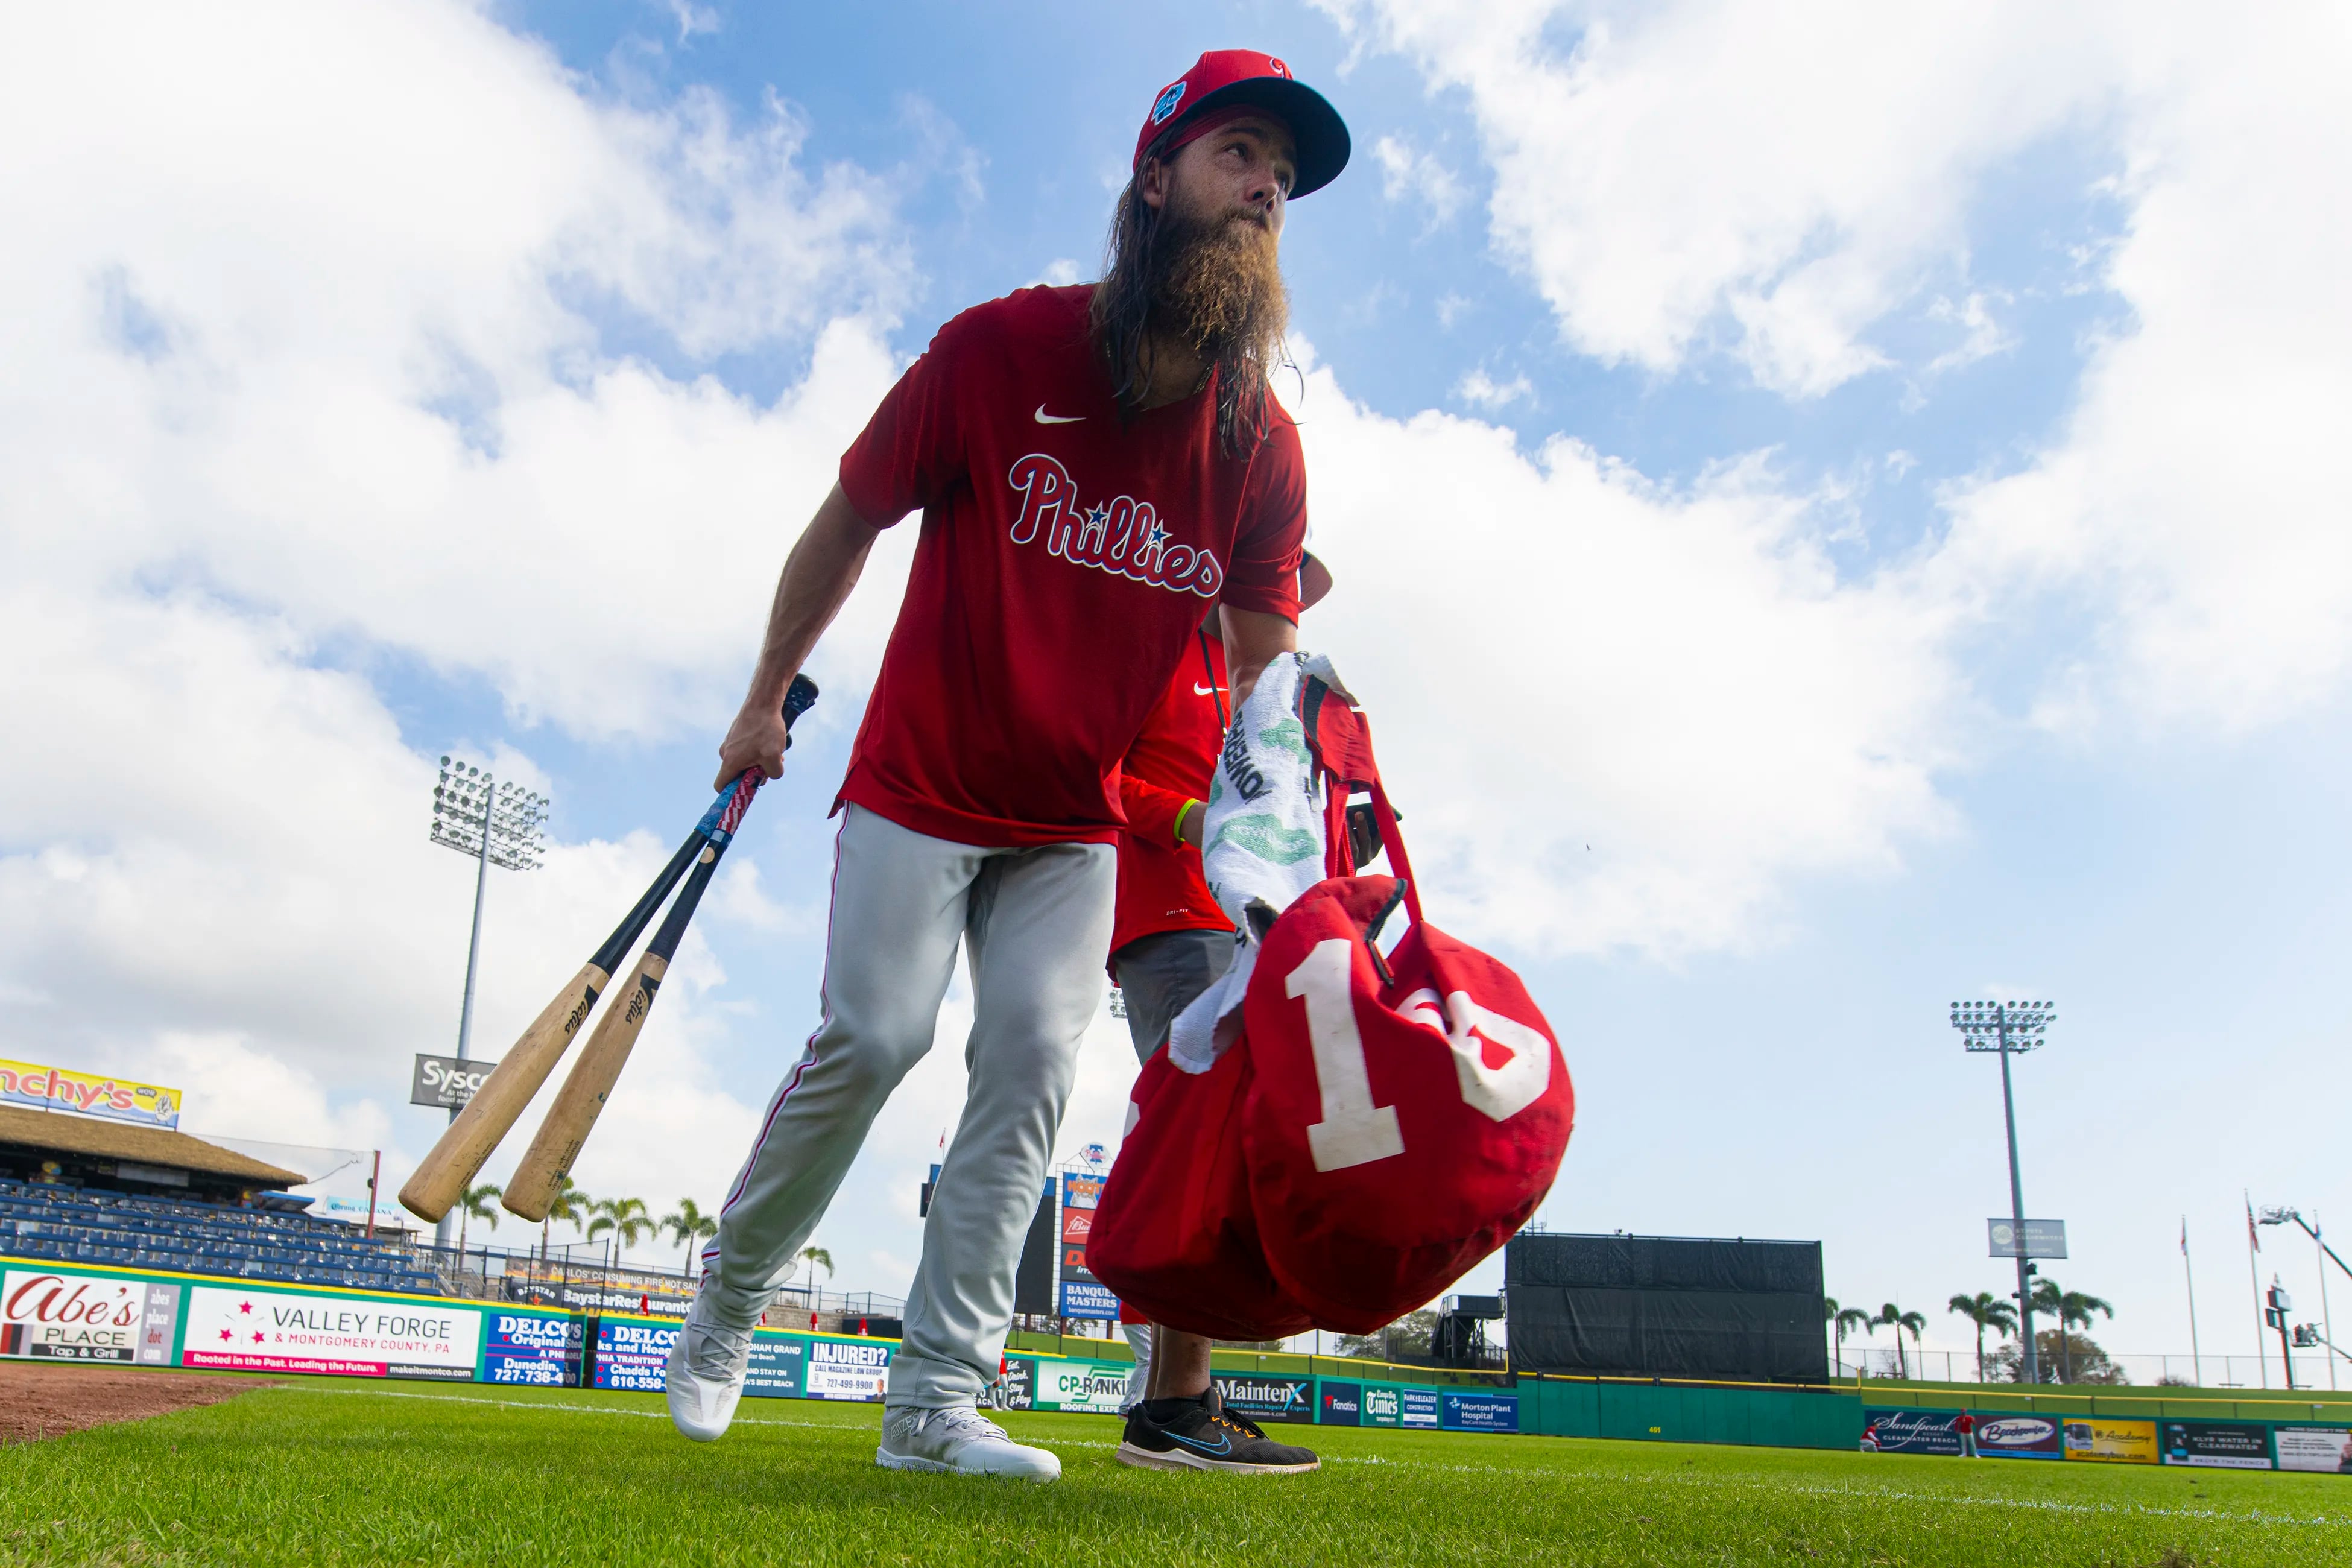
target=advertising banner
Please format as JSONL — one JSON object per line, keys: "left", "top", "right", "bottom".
{"left": 1976, "top": 1413, "right": 2064, "bottom": 1459}
{"left": 745, "top": 1336, "right": 805, "bottom": 1399}
{"left": 1398, "top": 1386, "right": 1442, "bottom": 1429}
{"left": 480, "top": 1310, "right": 581, "bottom": 1386}
{"left": 1443, "top": 1391, "right": 1520, "bottom": 1433}
{"left": 1058, "top": 1172, "right": 1119, "bottom": 1320}
{"left": 1986, "top": 1219, "right": 2067, "bottom": 1259}
{"left": 1212, "top": 1374, "right": 1313, "bottom": 1425}
{"left": 0, "top": 1058, "right": 181, "bottom": 1128}
{"left": 995, "top": 1355, "right": 1036, "bottom": 1412}
{"left": 1036, "top": 1358, "right": 1127, "bottom": 1414}
{"left": 593, "top": 1318, "right": 678, "bottom": 1392}
{"left": 1862, "top": 1408, "right": 1963, "bottom": 1455}
{"left": 408, "top": 1054, "right": 496, "bottom": 1111}
{"left": 181, "top": 1285, "right": 478, "bottom": 1379}
{"left": 1360, "top": 1383, "right": 1403, "bottom": 1428}
{"left": 804, "top": 1336, "right": 892, "bottom": 1401}
{"left": 1318, "top": 1379, "right": 1362, "bottom": 1426}
{"left": 2063, "top": 1417, "right": 2158, "bottom": 1464}
{"left": 2161, "top": 1421, "right": 2273, "bottom": 1470}
{"left": 2, "top": 1268, "right": 179, "bottom": 1365}
{"left": 503, "top": 1271, "right": 691, "bottom": 1317}
{"left": 2274, "top": 1426, "right": 2352, "bottom": 1474}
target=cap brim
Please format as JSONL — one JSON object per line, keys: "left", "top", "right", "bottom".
{"left": 1172, "top": 77, "right": 1350, "bottom": 199}
{"left": 1299, "top": 550, "right": 1335, "bottom": 611}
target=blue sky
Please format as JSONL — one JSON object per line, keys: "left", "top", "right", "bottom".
{"left": 5, "top": 0, "right": 2348, "bottom": 1382}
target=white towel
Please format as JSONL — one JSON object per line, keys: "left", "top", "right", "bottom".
{"left": 1167, "top": 652, "right": 1356, "bottom": 1073}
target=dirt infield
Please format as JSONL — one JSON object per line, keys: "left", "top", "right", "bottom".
{"left": 0, "top": 1361, "right": 272, "bottom": 1441}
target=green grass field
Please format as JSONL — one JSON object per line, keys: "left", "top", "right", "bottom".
{"left": 3, "top": 1377, "right": 2348, "bottom": 1567}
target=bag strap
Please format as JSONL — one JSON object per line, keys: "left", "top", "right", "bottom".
{"left": 1298, "top": 674, "right": 1424, "bottom": 930}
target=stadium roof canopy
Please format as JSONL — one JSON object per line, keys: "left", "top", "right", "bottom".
{"left": 0, "top": 1105, "right": 303, "bottom": 1188}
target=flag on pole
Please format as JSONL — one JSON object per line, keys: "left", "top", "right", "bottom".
{"left": 2248, "top": 1194, "right": 2260, "bottom": 1253}
{"left": 2182, "top": 1216, "right": 2189, "bottom": 1256}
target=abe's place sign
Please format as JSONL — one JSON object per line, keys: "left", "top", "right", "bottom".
{"left": 411, "top": 1054, "right": 496, "bottom": 1110}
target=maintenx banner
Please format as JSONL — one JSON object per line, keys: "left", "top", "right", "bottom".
{"left": 0, "top": 1058, "right": 181, "bottom": 1128}
{"left": 1213, "top": 1374, "right": 1313, "bottom": 1425}
{"left": 182, "top": 1285, "right": 478, "bottom": 1379}
{"left": 2161, "top": 1421, "right": 2273, "bottom": 1470}
{"left": 2, "top": 1268, "right": 179, "bottom": 1365}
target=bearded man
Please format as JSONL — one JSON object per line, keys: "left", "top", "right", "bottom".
{"left": 665, "top": 51, "right": 1350, "bottom": 1481}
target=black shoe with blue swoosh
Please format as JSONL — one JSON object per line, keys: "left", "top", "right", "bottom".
{"left": 1116, "top": 1386, "right": 1320, "bottom": 1474}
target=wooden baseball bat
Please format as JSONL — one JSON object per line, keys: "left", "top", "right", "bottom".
{"left": 500, "top": 833, "right": 732, "bottom": 1221}
{"left": 397, "top": 675, "right": 817, "bottom": 1224}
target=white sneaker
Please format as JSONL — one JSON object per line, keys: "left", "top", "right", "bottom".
{"left": 665, "top": 1291, "right": 756, "bottom": 1441}
{"left": 876, "top": 1405, "right": 1061, "bottom": 1480}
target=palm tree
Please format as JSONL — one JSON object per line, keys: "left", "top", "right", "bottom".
{"left": 1875, "top": 1304, "right": 1923, "bottom": 1379}
{"left": 795, "top": 1245, "right": 834, "bottom": 1310}
{"left": 1835, "top": 1307, "right": 1872, "bottom": 1376}
{"left": 2031, "top": 1280, "right": 2114, "bottom": 1382}
{"left": 1947, "top": 1291, "right": 2019, "bottom": 1382}
{"left": 1897, "top": 1310, "right": 1928, "bottom": 1379}
{"left": 589, "top": 1196, "right": 654, "bottom": 1272}
{"left": 539, "top": 1176, "right": 591, "bottom": 1265}
{"left": 662, "top": 1198, "right": 718, "bottom": 1279}
{"left": 456, "top": 1182, "right": 501, "bottom": 1269}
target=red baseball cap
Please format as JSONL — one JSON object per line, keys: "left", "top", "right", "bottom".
{"left": 1134, "top": 50, "right": 1351, "bottom": 199}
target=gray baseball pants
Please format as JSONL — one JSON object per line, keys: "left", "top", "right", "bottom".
{"left": 700, "top": 803, "right": 1114, "bottom": 1408}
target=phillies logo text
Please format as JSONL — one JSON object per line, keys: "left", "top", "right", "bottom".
{"left": 1006, "top": 454, "right": 1224, "bottom": 598}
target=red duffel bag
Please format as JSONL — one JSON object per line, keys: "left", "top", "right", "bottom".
{"left": 1089, "top": 674, "right": 1574, "bottom": 1338}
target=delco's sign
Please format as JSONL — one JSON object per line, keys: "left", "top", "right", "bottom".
{"left": 0, "top": 1058, "right": 181, "bottom": 1128}
{"left": 410, "top": 1054, "right": 496, "bottom": 1110}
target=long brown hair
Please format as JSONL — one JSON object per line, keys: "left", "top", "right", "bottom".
{"left": 1089, "top": 145, "right": 1287, "bottom": 458}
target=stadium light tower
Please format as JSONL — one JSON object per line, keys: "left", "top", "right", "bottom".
{"left": 1952, "top": 999, "right": 2056, "bottom": 1385}
{"left": 430, "top": 759, "right": 549, "bottom": 1245}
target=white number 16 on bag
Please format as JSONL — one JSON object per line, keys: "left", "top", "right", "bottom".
{"left": 1288, "top": 939, "right": 1554, "bottom": 1174}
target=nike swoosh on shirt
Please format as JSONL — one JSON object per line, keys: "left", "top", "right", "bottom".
{"left": 1193, "top": 684, "right": 1221, "bottom": 695}
{"left": 1034, "top": 405, "right": 1084, "bottom": 424}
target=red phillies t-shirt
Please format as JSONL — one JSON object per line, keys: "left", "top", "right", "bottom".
{"left": 1111, "top": 627, "right": 1234, "bottom": 955}
{"left": 835, "top": 285, "right": 1307, "bottom": 846}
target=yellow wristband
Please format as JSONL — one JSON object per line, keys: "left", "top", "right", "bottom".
{"left": 1173, "top": 799, "right": 1203, "bottom": 848}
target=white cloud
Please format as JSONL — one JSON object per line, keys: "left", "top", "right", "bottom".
{"left": 1323, "top": 0, "right": 2352, "bottom": 735}
{"left": 1373, "top": 133, "right": 1467, "bottom": 226}
{"left": 1292, "top": 358, "right": 1961, "bottom": 956}
{"left": 1319, "top": 0, "right": 2145, "bottom": 396}
{"left": 1456, "top": 368, "right": 1534, "bottom": 409}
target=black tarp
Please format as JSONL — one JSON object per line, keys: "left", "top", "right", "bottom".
{"left": 1506, "top": 1233, "right": 1827, "bottom": 1382}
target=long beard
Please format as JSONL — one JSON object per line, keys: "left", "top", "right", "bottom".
{"left": 1148, "top": 204, "right": 1289, "bottom": 370}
